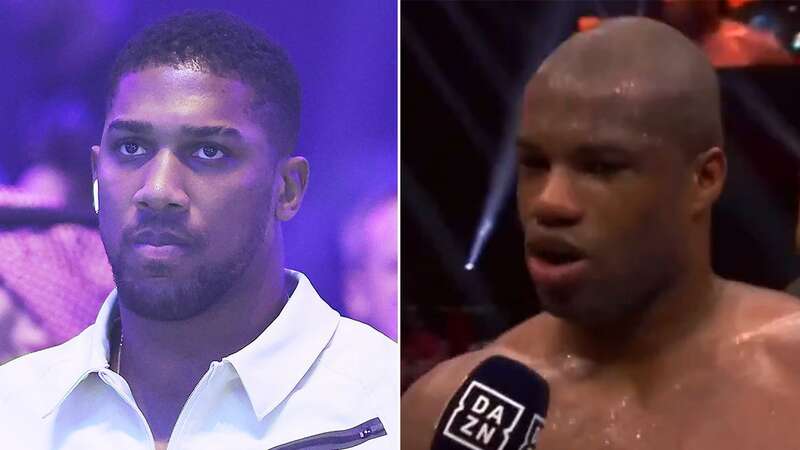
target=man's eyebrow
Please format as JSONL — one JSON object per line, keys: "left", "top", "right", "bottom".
{"left": 181, "top": 125, "right": 243, "bottom": 140}
{"left": 515, "top": 137, "right": 541, "bottom": 152}
{"left": 575, "top": 143, "right": 635, "bottom": 157}
{"left": 107, "top": 119, "right": 154, "bottom": 134}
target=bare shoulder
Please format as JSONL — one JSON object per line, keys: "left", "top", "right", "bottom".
{"left": 494, "top": 313, "right": 558, "bottom": 358}
{"left": 705, "top": 280, "right": 800, "bottom": 399}
{"left": 722, "top": 280, "right": 800, "bottom": 332}
{"left": 401, "top": 316, "right": 554, "bottom": 450}
{"left": 718, "top": 279, "right": 800, "bottom": 350}
{"left": 725, "top": 279, "right": 800, "bottom": 311}
{"left": 401, "top": 348, "right": 496, "bottom": 450}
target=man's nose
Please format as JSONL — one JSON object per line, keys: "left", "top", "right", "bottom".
{"left": 530, "top": 167, "right": 583, "bottom": 228}
{"left": 132, "top": 150, "right": 189, "bottom": 213}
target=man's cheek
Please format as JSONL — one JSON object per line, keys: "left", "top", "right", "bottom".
{"left": 211, "top": 206, "right": 252, "bottom": 242}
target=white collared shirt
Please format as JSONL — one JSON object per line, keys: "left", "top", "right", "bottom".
{"left": 0, "top": 271, "right": 398, "bottom": 449}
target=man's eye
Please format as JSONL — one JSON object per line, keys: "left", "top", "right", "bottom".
{"left": 584, "top": 161, "right": 624, "bottom": 175}
{"left": 519, "top": 155, "right": 549, "bottom": 171}
{"left": 193, "top": 145, "right": 225, "bottom": 160}
{"left": 118, "top": 142, "right": 147, "bottom": 156}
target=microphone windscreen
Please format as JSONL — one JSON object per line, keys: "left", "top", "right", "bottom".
{"left": 430, "top": 355, "right": 549, "bottom": 450}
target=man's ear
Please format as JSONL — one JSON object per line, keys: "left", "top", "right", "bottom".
{"left": 275, "top": 156, "right": 309, "bottom": 222}
{"left": 691, "top": 146, "right": 726, "bottom": 215}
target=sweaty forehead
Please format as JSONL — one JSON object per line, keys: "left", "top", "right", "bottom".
{"left": 542, "top": 88, "right": 691, "bottom": 141}
{"left": 107, "top": 66, "right": 260, "bottom": 133}
{"left": 521, "top": 76, "right": 680, "bottom": 152}
{"left": 521, "top": 17, "right": 721, "bottom": 153}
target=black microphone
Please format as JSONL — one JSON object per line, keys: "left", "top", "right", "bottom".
{"left": 430, "top": 355, "right": 550, "bottom": 450}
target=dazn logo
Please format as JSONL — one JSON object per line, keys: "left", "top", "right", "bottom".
{"left": 442, "top": 381, "right": 525, "bottom": 450}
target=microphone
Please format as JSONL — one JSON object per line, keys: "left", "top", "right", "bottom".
{"left": 430, "top": 355, "right": 550, "bottom": 450}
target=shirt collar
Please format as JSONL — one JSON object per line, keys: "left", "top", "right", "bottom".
{"left": 225, "top": 270, "right": 340, "bottom": 420}
{"left": 40, "top": 289, "right": 119, "bottom": 418}
{"left": 40, "top": 270, "right": 339, "bottom": 421}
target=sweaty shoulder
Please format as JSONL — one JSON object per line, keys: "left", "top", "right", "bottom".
{"left": 713, "top": 280, "right": 800, "bottom": 386}
{"left": 401, "top": 315, "right": 554, "bottom": 450}
{"left": 719, "top": 279, "right": 800, "bottom": 341}
{"left": 719, "top": 281, "right": 800, "bottom": 338}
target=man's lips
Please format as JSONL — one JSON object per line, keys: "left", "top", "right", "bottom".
{"left": 526, "top": 236, "right": 589, "bottom": 287}
{"left": 527, "top": 255, "right": 589, "bottom": 287}
{"left": 132, "top": 243, "right": 189, "bottom": 260}
{"left": 129, "top": 229, "right": 193, "bottom": 261}
{"left": 131, "top": 229, "right": 192, "bottom": 246}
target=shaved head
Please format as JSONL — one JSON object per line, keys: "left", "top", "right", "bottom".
{"left": 528, "top": 17, "right": 722, "bottom": 157}
{"left": 517, "top": 17, "right": 726, "bottom": 326}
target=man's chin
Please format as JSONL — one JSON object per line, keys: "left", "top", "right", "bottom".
{"left": 539, "top": 290, "right": 618, "bottom": 328}
{"left": 137, "top": 260, "right": 184, "bottom": 278}
{"left": 116, "top": 276, "right": 215, "bottom": 321}
{"left": 109, "top": 232, "right": 261, "bottom": 321}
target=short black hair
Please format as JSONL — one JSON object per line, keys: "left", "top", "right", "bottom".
{"left": 107, "top": 10, "right": 300, "bottom": 156}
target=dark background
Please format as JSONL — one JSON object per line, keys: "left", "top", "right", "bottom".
{"left": 401, "top": 0, "right": 800, "bottom": 387}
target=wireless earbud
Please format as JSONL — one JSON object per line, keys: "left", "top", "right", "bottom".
{"left": 93, "top": 179, "right": 99, "bottom": 214}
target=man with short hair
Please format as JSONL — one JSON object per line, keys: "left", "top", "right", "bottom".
{"left": 0, "top": 11, "right": 397, "bottom": 449}
{"left": 403, "top": 17, "right": 800, "bottom": 449}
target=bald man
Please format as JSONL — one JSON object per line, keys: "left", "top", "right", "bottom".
{"left": 402, "top": 17, "right": 800, "bottom": 449}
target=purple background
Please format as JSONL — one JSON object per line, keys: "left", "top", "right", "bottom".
{"left": 0, "top": 0, "right": 397, "bottom": 313}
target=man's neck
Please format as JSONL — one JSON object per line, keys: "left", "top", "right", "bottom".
{"left": 115, "top": 254, "right": 290, "bottom": 441}
{"left": 552, "top": 266, "right": 723, "bottom": 375}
